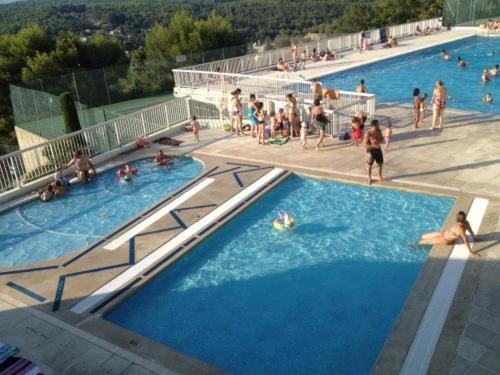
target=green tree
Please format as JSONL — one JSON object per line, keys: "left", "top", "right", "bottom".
{"left": 59, "top": 91, "right": 81, "bottom": 134}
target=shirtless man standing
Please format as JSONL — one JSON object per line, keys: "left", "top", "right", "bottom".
{"left": 311, "top": 79, "right": 322, "bottom": 101}
{"left": 363, "top": 120, "right": 384, "bottom": 185}
{"left": 61, "top": 150, "right": 96, "bottom": 183}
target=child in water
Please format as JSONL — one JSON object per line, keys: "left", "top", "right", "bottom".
{"left": 419, "top": 93, "right": 428, "bottom": 126}
{"left": 300, "top": 122, "right": 308, "bottom": 151}
{"left": 384, "top": 122, "right": 393, "bottom": 152}
{"left": 40, "top": 184, "right": 54, "bottom": 202}
{"left": 483, "top": 92, "right": 493, "bottom": 104}
{"left": 119, "top": 164, "right": 135, "bottom": 182}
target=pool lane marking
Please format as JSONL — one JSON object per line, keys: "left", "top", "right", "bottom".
{"left": 400, "top": 197, "right": 489, "bottom": 375}
{"left": 103, "top": 178, "right": 215, "bottom": 251}
{"left": 71, "top": 168, "right": 285, "bottom": 314}
{"left": 6, "top": 281, "right": 46, "bottom": 303}
{"left": 88, "top": 169, "right": 290, "bottom": 314}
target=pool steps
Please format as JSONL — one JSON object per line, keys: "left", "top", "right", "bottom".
{"left": 70, "top": 167, "right": 285, "bottom": 314}
{"left": 400, "top": 197, "right": 489, "bottom": 375}
{"left": 103, "top": 177, "right": 215, "bottom": 251}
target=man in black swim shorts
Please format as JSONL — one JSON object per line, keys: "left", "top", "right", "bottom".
{"left": 364, "top": 119, "right": 385, "bottom": 185}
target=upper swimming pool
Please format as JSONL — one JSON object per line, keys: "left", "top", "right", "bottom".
{"left": 107, "top": 174, "right": 454, "bottom": 374}
{"left": 0, "top": 157, "right": 202, "bottom": 267}
{"left": 321, "top": 36, "right": 500, "bottom": 114}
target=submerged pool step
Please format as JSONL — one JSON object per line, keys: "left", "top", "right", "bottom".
{"left": 70, "top": 168, "right": 286, "bottom": 314}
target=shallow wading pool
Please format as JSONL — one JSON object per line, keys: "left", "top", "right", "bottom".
{"left": 0, "top": 157, "right": 202, "bottom": 267}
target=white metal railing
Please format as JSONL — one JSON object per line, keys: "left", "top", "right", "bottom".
{"left": 173, "top": 18, "right": 441, "bottom": 79}
{"left": 0, "top": 97, "right": 191, "bottom": 193}
{"left": 173, "top": 70, "right": 313, "bottom": 97}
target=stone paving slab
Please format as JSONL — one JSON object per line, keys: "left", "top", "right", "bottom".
{"left": 195, "top": 104, "right": 500, "bottom": 199}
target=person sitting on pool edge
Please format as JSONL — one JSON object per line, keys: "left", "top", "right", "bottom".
{"left": 154, "top": 150, "right": 170, "bottom": 167}
{"left": 40, "top": 184, "right": 55, "bottom": 202}
{"left": 61, "top": 150, "right": 96, "bottom": 183}
{"left": 411, "top": 211, "right": 479, "bottom": 257}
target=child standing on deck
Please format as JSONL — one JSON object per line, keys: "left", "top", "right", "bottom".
{"left": 191, "top": 116, "right": 200, "bottom": 142}
{"left": 384, "top": 122, "right": 393, "bottom": 151}
{"left": 256, "top": 102, "right": 267, "bottom": 145}
{"left": 351, "top": 117, "right": 361, "bottom": 146}
{"left": 419, "top": 93, "right": 428, "bottom": 126}
{"left": 269, "top": 111, "right": 277, "bottom": 139}
{"left": 300, "top": 122, "right": 308, "bottom": 151}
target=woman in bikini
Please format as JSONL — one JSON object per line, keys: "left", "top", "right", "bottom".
{"left": 231, "top": 90, "right": 242, "bottom": 136}
{"left": 412, "top": 211, "right": 479, "bottom": 257}
{"left": 431, "top": 80, "right": 447, "bottom": 130}
{"left": 286, "top": 94, "right": 299, "bottom": 138}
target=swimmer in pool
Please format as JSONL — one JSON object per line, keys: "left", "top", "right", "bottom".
{"left": 483, "top": 92, "right": 493, "bottom": 104}
{"left": 119, "top": 164, "right": 134, "bottom": 182}
{"left": 488, "top": 64, "right": 499, "bottom": 76}
{"left": 441, "top": 49, "right": 452, "bottom": 61}
{"left": 410, "top": 211, "right": 479, "bottom": 257}
{"left": 482, "top": 69, "right": 489, "bottom": 83}
{"left": 457, "top": 56, "right": 466, "bottom": 68}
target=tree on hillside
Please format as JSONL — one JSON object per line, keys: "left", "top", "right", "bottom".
{"left": 0, "top": 25, "right": 52, "bottom": 147}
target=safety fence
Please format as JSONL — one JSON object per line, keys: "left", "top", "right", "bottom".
{"left": 173, "top": 18, "right": 441, "bottom": 78}
{"left": 0, "top": 90, "right": 375, "bottom": 194}
{"left": 443, "top": 0, "right": 499, "bottom": 26}
{"left": 173, "top": 70, "right": 312, "bottom": 97}
{"left": 0, "top": 97, "right": 199, "bottom": 193}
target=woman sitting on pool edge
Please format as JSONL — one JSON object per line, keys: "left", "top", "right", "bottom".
{"left": 411, "top": 211, "right": 479, "bottom": 257}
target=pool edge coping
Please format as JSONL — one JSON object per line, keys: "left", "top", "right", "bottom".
{"left": 371, "top": 192, "right": 474, "bottom": 374}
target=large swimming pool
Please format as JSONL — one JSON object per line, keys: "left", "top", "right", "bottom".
{"left": 322, "top": 36, "right": 500, "bottom": 114}
{"left": 0, "top": 157, "right": 202, "bottom": 267}
{"left": 107, "top": 175, "right": 454, "bottom": 374}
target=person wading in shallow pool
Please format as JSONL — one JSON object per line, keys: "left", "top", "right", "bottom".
{"left": 363, "top": 120, "right": 384, "bottom": 185}
{"left": 411, "top": 211, "right": 479, "bottom": 257}
{"left": 61, "top": 150, "right": 96, "bottom": 183}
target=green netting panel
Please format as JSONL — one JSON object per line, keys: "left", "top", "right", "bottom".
{"left": 443, "top": 0, "right": 500, "bottom": 26}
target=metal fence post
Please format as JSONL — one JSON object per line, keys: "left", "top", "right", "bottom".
{"left": 72, "top": 72, "right": 87, "bottom": 128}
{"left": 140, "top": 113, "right": 147, "bottom": 135}
{"left": 103, "top": 68, "right": 111, "bottom": 104}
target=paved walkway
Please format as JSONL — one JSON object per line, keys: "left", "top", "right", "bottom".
{"left": 263, "top": 29, "right": 475, "bottom": 81}
{"left": 0, "top": 293, "right": 168, "bottom": 374}
{"left": 195, "top": 105, "right": 500, "bottom": 199}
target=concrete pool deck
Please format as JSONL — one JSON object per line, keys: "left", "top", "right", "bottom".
{"left": 0, "top": 31, "right": 500, "bottom": 373}
{"left": 262, "top": 28, "right": 476, "bottom": 82}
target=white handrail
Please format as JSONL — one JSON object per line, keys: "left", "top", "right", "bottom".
{"left": 0, "top": 97, "right": 191, "bottom": 193}
{"left": 174, "top": 18, "right": 441, "bottom": 78}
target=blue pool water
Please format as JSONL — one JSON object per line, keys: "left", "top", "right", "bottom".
{"left": 322, "top": 36, "right": 500, "bottom": 114}
{"left": 107, "top": 175, "right": 454, "bottom": 374}
{"left": 0, "top": 157, "right": 202, "bottom": 267}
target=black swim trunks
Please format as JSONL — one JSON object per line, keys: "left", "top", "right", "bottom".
{"left": 367, "top": 147, "right": 384, "bottom": 165}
